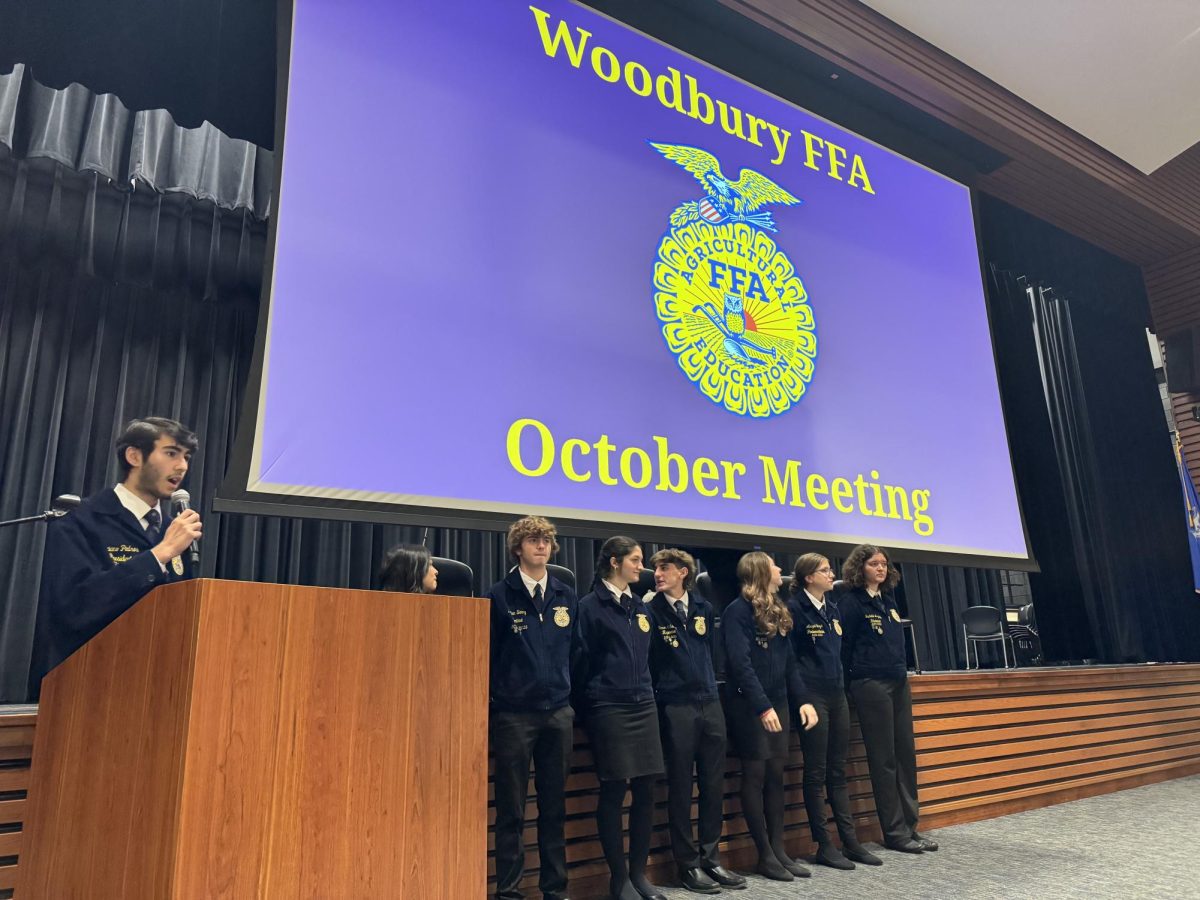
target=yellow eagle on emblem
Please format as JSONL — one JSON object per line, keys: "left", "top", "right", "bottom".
{"left": 650, "top": 141, "right": 802, "bottom": 232}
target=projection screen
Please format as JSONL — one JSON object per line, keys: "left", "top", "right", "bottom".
{"left": 216, "top": 0, "right": 1032, "bottom": 566}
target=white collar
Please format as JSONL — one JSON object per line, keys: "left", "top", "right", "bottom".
{"left": 114, "top": 483, "right": 160, "bottom": 527}
{"left": 664, "top": 590, "right": 688, "bottom": 611}
{"left": 805, "top": 589, "right": 826, "bottom": 611}
{"left": 518, "top": 567, "right": 548, "bottom": 598}
{"left": 601, "top": 579, "right": 632, "bottom": 602}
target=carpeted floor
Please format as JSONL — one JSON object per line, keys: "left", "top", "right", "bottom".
{"left": 651, "top": 775, "right": 1200, "bottom": 900}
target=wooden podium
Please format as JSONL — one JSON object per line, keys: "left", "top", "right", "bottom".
{"left": 17, "top": 579, "right": 489, "bottom": 899}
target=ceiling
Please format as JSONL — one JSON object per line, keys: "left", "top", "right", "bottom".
{"left": 859, "top": 0, "right": 1200, "bottom": 175}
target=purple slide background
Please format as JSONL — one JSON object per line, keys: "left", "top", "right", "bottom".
{"left": 261, "top": 0, "right": 1026, "bottom": 557}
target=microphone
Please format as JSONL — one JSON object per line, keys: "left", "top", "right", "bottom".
{"left": 51, "top": 494, "right": 81, "bottom": 513}
{"left": 170, "top": 488, "right": 201, "bottom": 568}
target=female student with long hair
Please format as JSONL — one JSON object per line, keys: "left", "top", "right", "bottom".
{"left": 721, "top": 550, "right": 818, "bottom": 881}
{"left": 788, "top": 553, "right": 881, "bottom": 869}
{"left": 377, "top": 544, "right": 438, "bottom": 593}
{"left": 839, "top": 544, "right": 937, "bottom": 854}
{"left": 573, "top": 536, "right": 666, "bottom": 900}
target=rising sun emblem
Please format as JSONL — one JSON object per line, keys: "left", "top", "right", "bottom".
{"left": 650, "top": 141, "right": 817, "bottom": 418}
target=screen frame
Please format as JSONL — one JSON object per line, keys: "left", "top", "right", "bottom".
{"left": 214, "top": 0, "right": 1038, "bottom": 571}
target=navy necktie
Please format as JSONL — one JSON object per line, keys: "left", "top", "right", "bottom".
{"left": 144, "top": 508, "right": 162, "bottom": 544}
{"left": 674, "top": 600, "right": 687, "bottom": 622}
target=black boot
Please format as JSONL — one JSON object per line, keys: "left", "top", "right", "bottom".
{"left": 815, "top": 842, "right": 856, "bottom": 870}
{"left": 842, "top": 841, "right": 883, "bottom": 866}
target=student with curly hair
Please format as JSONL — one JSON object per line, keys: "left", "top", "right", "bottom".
{"left": 838, "top": 544, "right": 937, "bottom": 854}
{"left": 486, "top": 516, "right": 576, "bottom": 900}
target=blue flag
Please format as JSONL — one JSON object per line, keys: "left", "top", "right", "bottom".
{"left": 1174, "top": 435, "right": 1200, "bottom": 594}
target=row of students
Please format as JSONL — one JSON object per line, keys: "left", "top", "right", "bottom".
{"left": 386, "top": 517, "right": 933, "bottom": 899}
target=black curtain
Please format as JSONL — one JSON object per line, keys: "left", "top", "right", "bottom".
{"left": 980, "top": 196, "right": 1200, "bottom": 665}
{"left": 0, "top": 1, "right": 276, "bottom": 149}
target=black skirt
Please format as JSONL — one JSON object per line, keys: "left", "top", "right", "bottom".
{"left": 586, "top": 700, "right": 665, "bottom": 781}
{"left": 723, "top": 687, "right": 791, "bottom": 761}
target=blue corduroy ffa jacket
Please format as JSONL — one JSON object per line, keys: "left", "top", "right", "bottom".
{"left": 572, "top": 583, "right": 656, "bottom": 706}
{"left": 787, "top": 590, "right": 845, "bottom": 692}
{"left": 487, "top": 568, "right": 577, "bottom": 712}
{"left": 646, "top": 590, "right": 719, "bottom": 705}
{"left": 721, "top": 594, "right": 810, "bottom": 716}
{"left": 837, "top": 586, "right": 908, "bottom": 682}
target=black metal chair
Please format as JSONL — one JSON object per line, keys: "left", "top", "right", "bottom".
{"left": 899, "top": 618, "right": 922, "bottom": 673}
{"left": 961, "top": 604, "right": 1015, "bottom": 668}
{"left": 546, "top": 563, "right": 576, "bottom": 592}
{"left": 430, "top": 556, "right": 474, "bottom": 598}
{"left": 1010, "top": 604, "right": 1042, "bottom": 665}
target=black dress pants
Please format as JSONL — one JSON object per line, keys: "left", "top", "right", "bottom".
{"left": 797, "top": 684, "right": 856, "bottom": 846}
{"left": 491, "top": 706, "right": 574, "bottom": 899}
{"left": 658, "top": 698, "right": 727, "bottom": 869}
{"left": 849, "top": 677, "right": 919, "bottom": 844}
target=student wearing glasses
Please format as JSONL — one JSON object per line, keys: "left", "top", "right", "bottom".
{"left": 788, "top": 554, "right": 880, "bottom": 869}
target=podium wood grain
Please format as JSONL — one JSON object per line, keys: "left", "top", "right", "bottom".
{"left": 17, "top": 579, "right": 488, "bottom": 900}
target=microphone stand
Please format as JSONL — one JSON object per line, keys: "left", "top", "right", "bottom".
{"left": 0, "top": 496, "right": 81, "bottom": 529}
{"left": 0, "top": 508, "right": 72, "bottom": 528}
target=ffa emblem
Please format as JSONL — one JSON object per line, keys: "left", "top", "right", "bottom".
{"left": 833, "top": 619, "right": 842, "bottom": 636}
{"left": 650, "top": 142, "right": 816, "bottom": 418}
{"left": 637, "top": 613, "right": 651, "bottom": 633}
{"left": 694, "top": 615, "right": 707, "bottom": 636}
{"left": 553, "top": 606, "right": 570, "bottom": 628}
{"left": 171, "top": 556, "right": 184, "bottom": 576}
{"left": 891, "top": 609, "right": 902, "bottom": 623}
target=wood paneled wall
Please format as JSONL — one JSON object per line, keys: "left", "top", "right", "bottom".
{"left": 5, "top": 664, "right": 1200, "bottom": 898}
{"left": 0, "top": 709, "right": 33, "bottom": 900}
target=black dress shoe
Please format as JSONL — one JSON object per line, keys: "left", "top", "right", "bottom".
{"left": 815, "top": 843, "right": 856, "bottom": 870}
{"left": 678, "top": 867, "right": 721, "bottom": 894}
{"left": 884, "top": 838, "right": 924, "bottom": 854}
{"left": 703, "top": 865, "right": 747, "bottom": 889}
{"left": 912, "top": 832, "right": 939, "bottom": 851}
{"left": 755, "top": 856, "right": 794, "bottom": 881}
{"left": 843, "top": 843, "right": 883, "bottom": 866}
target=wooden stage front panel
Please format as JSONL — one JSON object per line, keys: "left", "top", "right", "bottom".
{"left": 4, "top": 664, "right": 1199, "bottom": 898}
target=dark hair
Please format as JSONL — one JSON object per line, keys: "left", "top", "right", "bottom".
{"left": 791, "top": 553, "right": 830, "bottom": 594}
{"left": 595, "top": 535, "right": 640, "bottom": 582}
{"left": 649, "top": 548, "right": 696, "bottom": 590}
{"left": 841, "top": 544, "right": 901, "bottom": 591}
{"left": 737, "top": 551, "right": 792, "bottom": 637}
{"left": 115, "top": 417, "right": 198, "bottom": 477}
{"left": 506, "top": 515, "right": 560, "bottom": 559}
{"left": 379, "top": 544, "right": 433, "bottom": 593}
